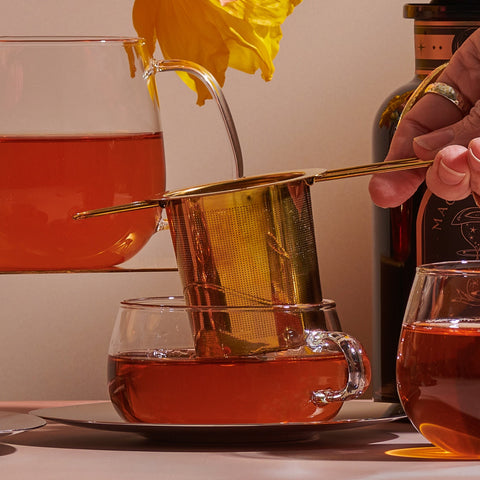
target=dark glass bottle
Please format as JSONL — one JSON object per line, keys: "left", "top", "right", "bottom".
{"left": 372, "top": 1, "right": 480, "bottom": 402}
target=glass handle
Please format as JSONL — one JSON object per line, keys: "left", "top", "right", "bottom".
{"left": 306, "top": 330, "right": 369, "bottom": 404}
{"left": 148, "top": 59, "right": 244, "bottom": 179}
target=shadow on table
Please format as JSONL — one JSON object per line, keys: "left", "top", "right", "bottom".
{"left": 247, "top": 444, "right": 480, "bottom": 463}
{"left": 0, "top": 442, "right": 16, "bottom": 457}
{"left": 2, "top": 421, "right": 423, "bottom": 460}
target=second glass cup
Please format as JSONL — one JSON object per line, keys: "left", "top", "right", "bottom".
{"left": 397, "top": 261, "right": 480, "bottom": 457}
{"left": 108, "top": 297, "right": 371, "bottom": 424}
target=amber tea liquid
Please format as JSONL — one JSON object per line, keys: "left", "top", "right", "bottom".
{"left": 397, "top": 321, "right": 480, "bottom": 456}
{"left": 108, "top": 351, "right": 351, "bottom": 424}
{"left": 0, "top": 133, "right": 165, "bottom": 270}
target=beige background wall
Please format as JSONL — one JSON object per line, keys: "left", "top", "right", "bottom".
{"left": 0, "top": 0, "right": 413, "bottom": 399}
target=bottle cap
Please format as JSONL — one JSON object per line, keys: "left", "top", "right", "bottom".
{"left": 405, "top": 1, "right": 480, "bottom": 20}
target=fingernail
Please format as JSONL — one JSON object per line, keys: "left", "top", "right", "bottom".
{"left": 469, "top": 139, "right": 480, "bottom": 163}
{"left": 414, "top": 128, "right": 454, "bottom": 151}
{"left": 439, "top": 158, "right": 466, "bottom": 185}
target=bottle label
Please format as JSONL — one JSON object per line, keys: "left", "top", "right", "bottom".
{"left": 414, "top": 21, "right": 480, "bottom": 75}
{"left": 417, "top": 191, "right": 480, "bottom": 263}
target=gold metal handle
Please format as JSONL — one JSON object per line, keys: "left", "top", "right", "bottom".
{"left": 73, "top": 200, "right": 163, "bottom": 220}
{"left": 74, "top": 157, "right": 435, "bottom": 220}
{"left": 313, "top": 157, "right": 433, "bottom": 182}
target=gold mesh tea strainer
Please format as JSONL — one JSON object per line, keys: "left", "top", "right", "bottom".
{"left": 75, "top": 161, "right": 431, "bottom": 355}
{"left": 75, "top": 64, "right": 446, "bottom": 356}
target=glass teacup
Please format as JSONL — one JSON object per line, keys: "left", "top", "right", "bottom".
{"left": 397, "top": 261, "right": 480, "bottom": 457}
{"left": 108, "top": 297, "right": 371, "bottom": 424}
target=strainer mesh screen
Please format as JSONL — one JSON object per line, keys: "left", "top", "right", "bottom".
{"left": 167, "top": 179, "right": 323, "bottom": 351}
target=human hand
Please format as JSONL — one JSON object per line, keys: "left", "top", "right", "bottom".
{"left": 369, "top": 28, "right": 480, "bottom": 208}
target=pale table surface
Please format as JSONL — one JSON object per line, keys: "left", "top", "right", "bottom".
{"left": 1, "top": 401, "right": 480, "bottom": 480}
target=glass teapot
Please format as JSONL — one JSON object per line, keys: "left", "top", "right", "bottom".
{"left": 0, "top": 36, "right": 242, "bottom": 271}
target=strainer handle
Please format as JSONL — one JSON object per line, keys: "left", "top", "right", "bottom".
{"left": 306, "top": 330, "right": 370, "bottom": 404}
{"left": 148, "top": 59, "right": 244, "bottom": 179}
{"left": 312, "top": 157, "right": 433, "bottom": 182}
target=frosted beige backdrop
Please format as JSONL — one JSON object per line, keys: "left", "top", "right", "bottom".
{"left": 0, "top": 0, "right": 413, "bottom": 399}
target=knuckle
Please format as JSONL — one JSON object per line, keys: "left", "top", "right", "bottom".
{"left": 463, "top": 102, "right": 480, "bottom": 131}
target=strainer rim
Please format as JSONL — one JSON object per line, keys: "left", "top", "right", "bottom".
{"left": 163, "top": 168, "right": 325, "bottom": 200}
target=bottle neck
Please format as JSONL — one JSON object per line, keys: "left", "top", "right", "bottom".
{"left": 414, "top": 20, "right": 480, "bottom": 76}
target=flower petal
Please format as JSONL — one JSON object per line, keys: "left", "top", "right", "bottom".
{"left": 132, "top": 0, "right": 302, "bottom": 105}
{"left": 214, "top": 0, "right": 302, "bottom": 26}
{"left": 132, "top": 0, "right": 159, "bottom": 56}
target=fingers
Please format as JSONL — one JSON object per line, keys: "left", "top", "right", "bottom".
{"left": 425, "top": 145, "right": 470, "bottom": 201}
{"left": 369, "top": 94, "right": 462, "bottom": 208}
{"left": 370, "top": 71, "right": 480, "bottom": 207}
{"left": 390, "top": 94, "right": 463, "bottom": 161}
{"left": 467, "top": 138, "right": 480, "bottom": 196}
{"left": 423, "top": 139, "right": 480, "bottom": 201}
{"left": 369, "top": 29, "right": 480, "bottom": 208}
{"left": 414, "top": 100, "right": 480, "bottom": 156}
{"left": 414, "top": 103, "right": 480, "bottom": 202}
{"left": 438, "top": 32, "right": 480, "bottom": 110}
{"left": 368, "top": 169, "right": 426, "bottom": 208}
{"left": 413, "top": 128, "right": 454, "bottom": 157}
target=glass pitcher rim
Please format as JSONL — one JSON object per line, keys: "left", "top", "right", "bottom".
{"left": 417, "top": 260, "right": 480, "bottom": 276}
{"left": 0, "top": 36, "right": 143, "bottom": 45}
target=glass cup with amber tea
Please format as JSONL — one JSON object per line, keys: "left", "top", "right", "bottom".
{"left": 397, "top": 261, "right": 480, "bottom": 457}
{"left": 108, "top": 297, "right": 371, "bottom": 424}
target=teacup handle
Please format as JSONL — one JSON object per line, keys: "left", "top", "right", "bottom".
{"left": 306, "top": 330, "right": 369, "bottom": 404}
{"left": 146, "top": 59, "right": 244, "bottom": 179}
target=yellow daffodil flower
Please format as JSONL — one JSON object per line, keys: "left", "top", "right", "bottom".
{"left": 132, "top": 0, "right": 302, "bottom": 105}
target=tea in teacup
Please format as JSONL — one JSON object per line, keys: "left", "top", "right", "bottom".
{"left": 397, "top": 320, "right": 480, "bottom": 456}
{"left": 108, "top": 349, "right": 348, "bottom": 424}
{"left": 107, "top": 297, "right": 371, "bottom": 424}
{"left": 397, "top": 261, "right": 480, "bottom": 457}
